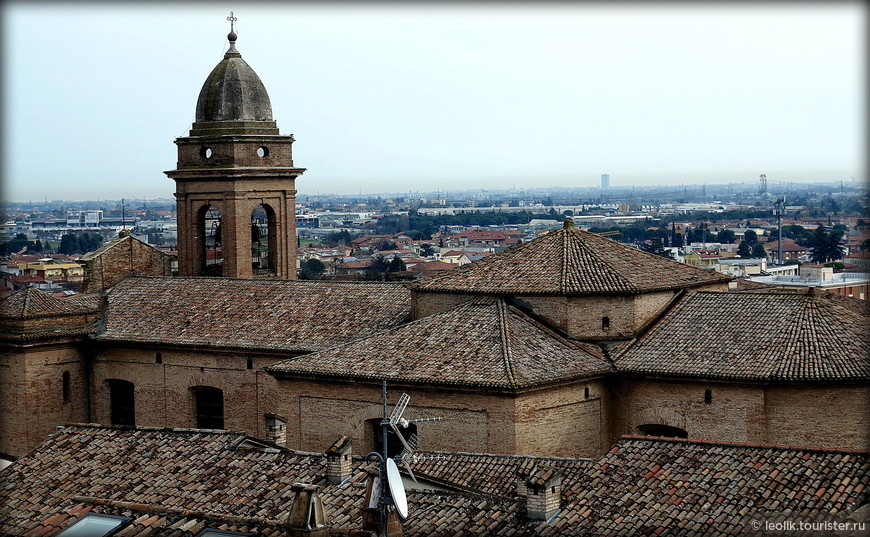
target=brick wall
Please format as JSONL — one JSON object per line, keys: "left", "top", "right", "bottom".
{"left": 272, "top": 378, "right": 524, "bottom": 455}
{"left": 0, "top": 345, "right": 89, "bottom": 457}
{"left": 81, "top": 236, "right": 172, "bottom": 294}
{"left": 613, "top": 378, "right": 767, "bottom": 444}
{"left": 90, "top": 346, "right": 286, "bottom": 439}
{"left": 514, "top": 379, "right": 608, "bottom": 458}
{"left": 612, "top": 377, "right": 869, "bottom": 450}
{"left": 765, "top": 385, "right": 869, "bottom": 450}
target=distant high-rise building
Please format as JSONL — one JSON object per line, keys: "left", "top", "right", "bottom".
{"left": 601, "top": 173, "right": 610, "bottom": 189}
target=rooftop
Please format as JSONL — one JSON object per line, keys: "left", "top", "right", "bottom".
{"left": 414, "top": 224, "right": 733, "bottom": 296}
{"left": 616, "top": 291, "right": 870, "bottom": 382}
{"left": 267, "top": 298, "right": 610, "bottom": 389}
{"left": 2, "top": 425, "right": 867, "bottom": 537}
{"left": 96, "top": 276, "right": 411, "bottom": 353}
{"left": 266, "top": 297, "right": 608, "bottom": 389}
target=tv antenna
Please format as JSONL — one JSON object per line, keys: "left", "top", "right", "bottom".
{"left": 366, "top": 381, "right": 444, "bottom": 535}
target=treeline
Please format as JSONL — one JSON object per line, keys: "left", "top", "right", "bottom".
{"left": 58, "top": 233, "right": 104, "bottom": 255}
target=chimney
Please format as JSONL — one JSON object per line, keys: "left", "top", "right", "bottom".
{"left": 325, "top": 436, "right": 353, "bottom": 485}
{"left": 265, "top": 413, "right": 287, "bottom": 447}
{"left": 285, "top": 483, "right": 329, "bottom": 537}
{"left": 521, "top": 465, "right": 562, "bottom": 522}
{"left": 361, "top": 464, "right": 403, "bottom": 537}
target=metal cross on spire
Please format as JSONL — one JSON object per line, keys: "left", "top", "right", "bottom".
{"left": 227, "top": 11, "right": 237, "bottom": 33}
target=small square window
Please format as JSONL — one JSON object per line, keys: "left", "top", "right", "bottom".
{"left": 57, "top": 514, "right": 130, "bottom": 537}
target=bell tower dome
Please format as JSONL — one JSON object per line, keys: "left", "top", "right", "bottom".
{"left": 165, "top": 18, "right": 305, "bottom": 279}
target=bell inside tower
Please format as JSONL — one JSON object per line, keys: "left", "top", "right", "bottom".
{"left": 199, "top": 205, "right": 223, "bottom": 276}
{"left": 251, "top": 204, "right": 277, "bottom": 277}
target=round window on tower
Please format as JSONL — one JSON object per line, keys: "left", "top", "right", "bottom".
{"left": 200, "top": 147, "right": 213, "bottom": 159}
{"left": 257, "top": 146, "right": 269, "bottom": 158}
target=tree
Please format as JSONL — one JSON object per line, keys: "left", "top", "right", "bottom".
{"left": 375, "top": 239, "right": 398, "bottom": 252}
{"left": 420, "top": 243, "right": 435, "bottom": 257}
{"left": 364, "top": 254, "right": 391, "bottom": 280}
{"left": 716, "top": 229, "right": 736, "bottom": 244}
{"left": 751, "top": 243, "right": 767, "bottom": 258}
{"left": 388, "top": 256, "right": 406, "bottom": 272}
{"left": 736, "top": 241, "right": 752, "bottom": 257}
{"left": 58, "top": 234, "right": 79, "bottom": 255}
{"left": 743, "top": 230, "right": 758, "bottom": 245}
{"left": 300, "top": 258, "right": 325, "bottom": 279}
{"left": 808, "top": 225, "right": 844, "bottom": 263}
{"left": 639, "top": 238, "right": 672, "bottom": 259}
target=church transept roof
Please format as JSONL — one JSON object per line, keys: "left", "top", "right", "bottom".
{"left": 266, "top": 296, "right": 609, "bottom": 389}
{"left": 413, "top": 224, "right": 733, "bottom": 295}
{"left": 95, "top": 276, "right": 411, "bottom": 353}
{"left": 615, "top": 291, "right": 870, "bottom": 381}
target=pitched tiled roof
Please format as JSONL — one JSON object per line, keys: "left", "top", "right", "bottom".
{"left": 0, "top": 287, "right": 96, "bottom": 319}
{"left": 3, "top": 426, "right": 867, "bottom": 537}
{"left": 615, "top": 291, "right": 870, "bottom": 381}
{"left": 266, "top": 297, "right": 608, "bottom": 389}
{"left": 414, "top": 226, "right": 733, "bottom": 295}
{"left": 95, "top": 276, "right": 410, "bottom": 353}
{"left": 532, "top": 436, "right": 870, "bottom": 536}
{"left": 408, "top": 451, "right": 592, "bottom": 497}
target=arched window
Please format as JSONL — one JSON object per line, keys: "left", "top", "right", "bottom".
{"left": 704, "top": 389, "right": 712, "bottom": 404}
{"left": 602, "top": 317, "right": 610, "bottom": 330}
{"left": 62, "top": 371, "right": 70, "bottom": 403}
{"left": 584, "top": 386, "right": 590, "bottom": 399}
{"left": 637, "top": 424, "right": 688, "bottom": 438}
{"left": 251, "top": 204, "right": 277, "bottom": 276}
{"left": 198, "top": 205, "right": 222, "bottom": 276}
{"left": 369, "top": 418, "right": 417, "bottom": 459}
{"left": 191, "top": 386, "right": 224, "bottom": 429}
{"left": 107, "top": 379, "right": 135, "bottom": 426}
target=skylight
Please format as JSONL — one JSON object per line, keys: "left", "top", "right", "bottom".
{"left": 56, "top": 514, "right": 130, "bottom": 537}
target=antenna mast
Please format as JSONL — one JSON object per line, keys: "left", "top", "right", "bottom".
{"left": 758, "top": 174, "right": 768, "bottom": 195}
{"left": 774, "top": 196, "right": 785, "bottom": 265}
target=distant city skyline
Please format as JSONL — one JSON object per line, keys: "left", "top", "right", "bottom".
{"left": 3, "top": 2, "right": 864, "bottom": 202}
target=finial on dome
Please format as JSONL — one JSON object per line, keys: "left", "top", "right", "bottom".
{"left": 563, "top": 217, "right": 575, "bottom": 229}
{"left": 227, "top": 11, "right": 238, "bottom": 43}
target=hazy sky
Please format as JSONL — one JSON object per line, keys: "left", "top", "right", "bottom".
{"left": 2, "top": 2, "right": 865, "bottom": 201}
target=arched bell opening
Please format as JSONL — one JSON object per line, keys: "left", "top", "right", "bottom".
{"left": 198, "top": 204, "right": 223, "bottom": 276}
{"left": 251, "top": 203, "right": 277, "bottom": 277}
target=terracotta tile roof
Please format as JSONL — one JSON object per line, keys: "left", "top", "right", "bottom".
{"left": 534, "top": 436, "right": 870, "bottom": 536}
{"left": 266, "top": 297, "right": 608, "bottom": 389}
{"left": 3, "top": 426, "right": 868, "bottom": 537}
{"left": 615, "top": 291, "right": 870, "bottom": 381}
{"left": 0, "top": 287, "right": 96, "bottom": 319}
{"left": 414, "top": 226, "right": 733, "bottom": 295}
{"left": 95, "top": 276, "right": 411, "bottom": 353}
{"left": 409, "top": 260, "right": 457, "bottom": 272}
{"left": 409, "top": 451, "right": 592, "bottom": 497}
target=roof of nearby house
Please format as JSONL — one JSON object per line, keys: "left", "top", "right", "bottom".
{"left": 615, "top": 291, "right": 870, "bottom": 381}
{"left": 95, "top": 276, "right": 411, "bottom": 353}
{"left": 266, "top": 297, "right": 608, "bottom": 389}
{"left": 409, "top": 260, "right": 457, "bottom": 272}
{"left": 413, "top": 225, "right": 733, "bottom": 295}
{"left": 0, "top": 287, "right": 96, "bottom": 319}
{"left": 3, "top": 425, "right": 867, "bottom": 537}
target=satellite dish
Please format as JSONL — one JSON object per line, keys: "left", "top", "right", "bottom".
{"left": 386, "top": 458, "right": 408, "bottom": 520}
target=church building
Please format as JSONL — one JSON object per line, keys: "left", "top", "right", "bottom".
{"left": 1, "top": 27, "right": 867, "bottom": 467}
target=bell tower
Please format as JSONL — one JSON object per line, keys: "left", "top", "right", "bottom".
{"left": 166, "top": 16, "right": 305, "bottom": 279}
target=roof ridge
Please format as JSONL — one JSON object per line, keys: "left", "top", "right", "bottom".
{"left": 565, "top": 229, "right": 639, "bottom": 293}
{"left": 618, "top": 434, "right": 870, "bottom": 454}
{"left": 497, "top": 299, "right": 518, "bottom": 388}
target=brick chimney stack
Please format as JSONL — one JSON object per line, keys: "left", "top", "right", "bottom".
{"left": 265, "top": 414, "right": 287, "bottom": 447}
{"left": 284, "top": 483, "right": 329, "bottom": 537}
{"left": 520, "top": 465, "right": 562, "bottom": 521}
{"left": 325, "top": 436, "right": 353, "bottom": 485}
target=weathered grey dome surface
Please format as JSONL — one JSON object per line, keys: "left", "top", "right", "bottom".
{"left": 195, "top": 45, "right": 273, "bottom": 123}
